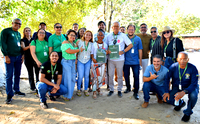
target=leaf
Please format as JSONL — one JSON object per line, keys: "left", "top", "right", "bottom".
{"left": 9, "top": 111, "right": 15, "bottom": 115}
{"left": 149, "top": 117, "right": 161, "bottom": 121}
{"left": 107, "top": 112, "right": 115, "bottom": 115}
{"left": 166, "top": 115, "right": 170, "bottom": 118}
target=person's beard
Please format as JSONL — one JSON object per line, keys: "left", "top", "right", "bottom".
{"left": 128, "top": 34, "right": 133, "bottom": 37}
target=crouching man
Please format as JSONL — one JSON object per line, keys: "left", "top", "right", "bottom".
{"left": 163, "top": 52, "right": 199, "bottom": 122}
{"left": 36, "top": 51, "right": 67, "bottom": 109}
{"left": 142, "top": 55, "right": 168, "bottom": 108}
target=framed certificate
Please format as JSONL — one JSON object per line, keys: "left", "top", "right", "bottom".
{"left": 109, "top": 45, "right": 119, "bottom": 59}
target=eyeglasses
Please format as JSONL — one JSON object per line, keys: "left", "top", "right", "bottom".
{"left": 25, "top": 30, "right": 31, "bottom": 32}
{"left": 140, "top": 27, "right": 146, "bottom": 29}
{"left": 14, "top": 22, "right": 21, "bottom": 25}
{"left": 39, "top": 32, "right": 45, "bottom": 34}
{"left": 163, "top": 31, "right": 170, "bottom": 34}
{"left": 178, "top": 58, "right": 188, "bottom": 62}
{"left": 128, "top": 29, "right": 135, "bottom": 31}
{"left": 151, "top": 31, "right": 157, "bottom": 33}
{"left": 69, "top": 34, "right": 76, "bottom": 37}
{"left": 55, "top": 26, "right": 62, "bottom": 29}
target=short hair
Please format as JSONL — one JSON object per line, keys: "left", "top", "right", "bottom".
{"left": 13, "top": 18, "right": 21, "bottom": 22}
{"left": 73, "top": 23, "right": 79, "bottom": 26}
{"left": 120, "top": 26, "right": 125, "bottom": 29}
{"left": 178, "top": 52, "right": 188, "bottom": 58}
{"left": 97, "top": 29, "right": 105, "bottom": 35}
{"left": 54, "top": 23, "right": 61, "bottom": 28}
{"left": 66, "top": 29, "right": 77, "bottom": 40}
{"left": 98, "top": 21, "right": 106, "bottom": 26}
{"left": 39, "top": 22, "right": 46, "bottom": 26}
{"left": 150, "top": 26, "right": 157, "bottom": 31}
{"left": 112, "top": 21, "right": 120, "bottom": 27}
{"left": 140, "top": 23, "right": 147, "bottom": 27}
{"left": 152, "top": 54, "right": 162, "bottom": 61}
{"left": 127, "top": 24, "right": 136, "bottom": 30}
{"left": 50, "top": 51, "right": 59, "bottom": 57}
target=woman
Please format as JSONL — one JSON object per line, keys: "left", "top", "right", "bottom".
{"left": 91, "top": 29, "right": 108, "bottom": 99}
{"left": 61, "top": 29, "right": 84, "bottom": 101}
{"left": 160, "top": 26, "right": 184, "bottom": 69}
{"left": 30, "top": 28, "right": 49, "bottom": 92}
{"left": 21, "top": 27, "right": 36, "bottom": 91}
{"left": 76, "top": 30, "right": 93, "bottom": 97}
{"left": 48, "top": 23, "right": 66, "bottom": 63}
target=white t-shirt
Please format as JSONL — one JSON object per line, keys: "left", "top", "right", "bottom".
{"left": 91, "top": 42, "right": 108, "bottom": 64}
{"left": 105, "top": 32, "right": 132, "bottom": 61}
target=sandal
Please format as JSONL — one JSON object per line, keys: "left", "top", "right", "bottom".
{"left": 84, "top": 90, "right": 90, "bottom": 97}
{"left": 76, "top": 90, "right": 82, "bottom": 97}
{"left": 93, "top": 91, "right": 97, "bottom": 99}
{"left": 97, "top": 88, "right": 102, "bottom": 96}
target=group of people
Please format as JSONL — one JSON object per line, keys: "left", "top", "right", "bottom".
{"left": 0, "top": 18, "right": 199, "bottom": 122}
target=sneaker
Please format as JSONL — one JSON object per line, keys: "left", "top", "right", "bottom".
{"left": 133, "top": 93, "right": 139, "bottom": 100}
{"left": 107, "top": 91, "right": 114, "bottom": 96}
{"left": 48, "top": 95, "right": 56, "bottom": 101}
{"left": 174, "top": 100, "right": 186, "bottom": 111}
{"left": 181, "top": 114, "right": 190, "bottom": 122}
{"left": 40, "top": 101, "right": 48, "bottom": 109}
{"left": 141, "top": 102, "right": 149, "bottom": 108}
{"left": 5, "top": 98, "right": 12, "bottom": 104}
{"left": 14, "top": 91, "right": 26, "bottom": 96}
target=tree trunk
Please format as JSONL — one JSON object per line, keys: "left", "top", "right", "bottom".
{"left": 108, "top": 1, "right": 113, "bottom": 32}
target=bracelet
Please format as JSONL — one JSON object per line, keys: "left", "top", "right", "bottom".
{"left": 122, "top": 50, "right": 125, "bottom": 53}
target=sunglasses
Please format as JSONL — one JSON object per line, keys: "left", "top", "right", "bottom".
{"left": 151, "top": 31, "right": 156, "bottom": 33}
{"left": 55, "top": 26, "right": 62, "bottom": 29}
{"left": 163, "top": 31, "right": 170, "bottom": 34}
{"left": 14, "top": 22, "right": 22, "bottom": 25}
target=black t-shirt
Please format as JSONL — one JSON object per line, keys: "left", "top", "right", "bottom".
{"left": 21, "top": 38, "right": 33, "bottom": 60}
{"left": 40, "top": 61, "right": 62, "bottom": 83}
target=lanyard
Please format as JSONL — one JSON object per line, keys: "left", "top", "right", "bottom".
{"left": 127, "top": 34, "right": 135, "bottom": 47}
{"left": 151, "top": 38, "right": 156, "bottom": 49}
{"left": 56, "top": 34, "right": 62, "bottom": 42}
{"left": 113, "top": 33, "right": 118, "bottom": 45}
{"left": 12, "top": 28, "right": 20, "bottom": 42}
{"left": 51, "top": 64, "right": 57, "bottom": 79}
{"left": 38, "top": 40, "right": 47, "bottom": 52}
{"left": 84, "top": 41, "right": 89, "bottom": 51}
{"left": 178, "top": 63, "right": 188, "bottom": 83}
{"left": 97, "top": 43, "right": 104, "bottom": 49}
{"left": 68, "top": 40, "right": 75, "bottom": 47}
{"left": 164, "top": 41, "right": 170, "bottom": 55}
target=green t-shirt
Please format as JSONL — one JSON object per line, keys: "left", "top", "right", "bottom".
{"left": 0, "top": 27, "right": 21, "bottom": 56}
{"left": 48, "top": 34, "right": 66, "bottom": 52}
{"left": 30, "top": 39, "right": 49, "bottom": 63}
{"left": 61, "top": 42, "right": 78, "bottom": 60}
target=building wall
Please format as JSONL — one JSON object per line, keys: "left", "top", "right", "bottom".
{"left": 182, "top": 37, "right": 200, "bottom": 50}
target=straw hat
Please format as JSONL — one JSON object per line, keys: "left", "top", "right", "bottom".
{"left": 161, "top": 26, "right": 175, "bottom": 34}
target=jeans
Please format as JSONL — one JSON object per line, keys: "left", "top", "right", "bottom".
{"left": 36, "top": 81, "right": 68, "bottom": 102}
{"left": 5, "top": 55, "right": 22, "bottom": 98}
{"left": 143, "top": 81, "right": 165, "bottom": 102}
{"left": 77, "top": 59, "right": 91, "bottom": 90}
{"left": 123, "top": 64, "right": 140, "bottom": 93}
{"left": 164, "top": 57, "right": 174, "bottom": 69}
{"left": 166, "top": 87, "right": 199, "bottom": 116}
{"left": 61, "top": 59, "right": 76, "bottom": 99}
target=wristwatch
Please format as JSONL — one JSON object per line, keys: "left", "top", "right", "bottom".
{"left": 122, "top": 50, "right": 125, "bottom": 53}
{"left": 183, "top": 90, "right": 188, "bottom": 94}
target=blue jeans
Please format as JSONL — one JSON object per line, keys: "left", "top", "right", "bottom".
{"left": 5, "top": 55, "right": 22, "bottom": 98}
{"left": 164, "top": 57, "right": 175, "bottom": 69}
{"left": 77, "top": 59, "right": 91, "bottom": 90}
{"left": 166, "top": 87, "right": 199, "bottom": 115}
{"left": 36, "top": 82, "right": 68, "bottom": 102}
{"left": 61, "top": 59, "right": 76, "bottom": 99}
{"left": 123, "top": 64, "right": 139, "bottom": 93}
{"left": 143, "top": 81, "right": 165, "bottom": 102}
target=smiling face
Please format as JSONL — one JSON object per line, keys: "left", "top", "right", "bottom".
{"left": 163, "top": 30, "right": 172, "bottom": 39}
{"left": 37, "top": 29, "right": 46, "bottom": 40}
{"left": 127, "top": 26, "right": 135, "bottom": 36}
{"left": 140, "top": 24, "right": 147, "bottom": 34}
{"left": 153, "top": 57, "right": 162, "bottom": 69}
{"left": 39, "top": 24, "right": 46, "bottom": 30}
{"left": 84, "top": 32, "right": 92, "bottom": 42}
{"left": 97, "top": 31, "right": 104, "bottom": 42}
{"left": 150, "top": 28, "right": 158, "bottom": 38}
{"left": 68, "top": 32, "right": 76, "bottom": 42}
{"left": 50, "top": 52, "right": 59, "bottom": 63}
{"left": 54, "top": 24, "right": 62, "bottom": 34}
{"left": 98, "top": 23, "right": 106, "bottom": 31}
{"left": 112, "top": 22, "right": 120, "bottom": 34}
{"left": 24, "top": 28, "right": 31, "bottom": 37}
{"left": 177, "top": 53, "right": 189, "bottom": 68}
{"left": 79, "top": 29, "right": 85, "bottom": 38}
{"left": 12, "top": 19, "right": 21, "bottom": 31}
{"left": 73, "top": 24, "right": 78, "bottom": 32}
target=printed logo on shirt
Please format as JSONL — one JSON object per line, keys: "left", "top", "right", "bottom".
{"left": 47, "top": 70, "right": 51, "bottom": 74}
{"left": 185, "top": 73, "right": 190, "bottom": 79}
{"left": 117, "top": 39, "right": 120, "bottom": 43}
{"left": 196, "top": 74, "right": 199, "bottom": 77}
{"left": 41, "top": 66, "right": 44, "bottom": 69}
{"left": 55, "top": 71, "right": 58, "bottom": 74}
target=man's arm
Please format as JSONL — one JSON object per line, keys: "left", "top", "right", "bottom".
{"left": 40, "top": 73, "right": 56, "bottom": 87}
{"left": 139, "top": 49, "right": 142, "bottom": 66}
{"left": 143, "top": 72, "right": 158, "bottom": 82}
{"left": 56, "top": 75, "right": 62, "bottom": 86}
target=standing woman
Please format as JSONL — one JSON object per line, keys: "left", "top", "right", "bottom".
{"left": 61, "top": 29, "right": 84, "bottom": 101}
{"left": 161, "top": 26, "right": 184, "bottom": 69}
{"left": 48, "top": 23, "right": 66, "bottom": 63}
{"left": 21, "top": 27, "right": 36, "bottom": 91}
{"left": 30, "top": 28, "right": 49, "bottom": 90}
{"left": 74, "top": 28, "right": 86, "bottom": 43}
{"left": 76, "top": 30, "right": 93, "bottom": 97}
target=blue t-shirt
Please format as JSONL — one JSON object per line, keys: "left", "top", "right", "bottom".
{"left": 124, "top": 35, "right": 143, "bottom": 65}
{"left": 143, "top": 64, "right": 168, "bottom": 86}
{"left": 164, "top": 62, "right": 199, "bottom": 94}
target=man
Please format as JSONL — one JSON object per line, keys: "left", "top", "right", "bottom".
{"left": 163, "top": 52, "right": 199, "bottom": 122}
{"left": 120, "top": 26, "right": 126, "bottom": 33}
{"left": 0, "top": 18, "right": 25, "bottom": 104}
{"left": 106, "top": 21, "right": 133, "bottom": 98}
{"left": 149, "top": 27, "right": 163, "bottom": 64}
{"left": 36, "top": 51, "right": 68, "bottom": 109}
{"left": 32, "top": 22, "right": 52, "bottom": 40}
{"left": 136, "top": 23, "right": 152, "bottom": 84}
{"left": 93, "top": 21, "right": 109, "bottom": 42}
{"left": 123, "top": 24, "right": 143, "bottom": 100}
{"left": 142, "top": 55, "right": 168, "bottom": 108}
{"left": 72, "top": 23, "right": 79, "bottom": 33}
